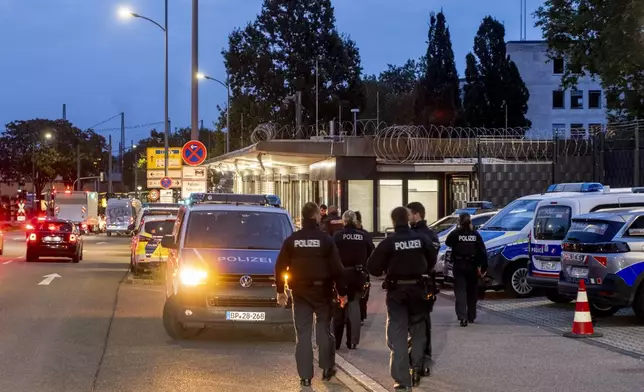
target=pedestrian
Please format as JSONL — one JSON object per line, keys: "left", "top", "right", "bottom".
{"left": 321, "top": 205, "right": 343, "bottom": 235}
{"left": 367, "top": 206, "right": 437, "bottom": 391}
{"left": 332, "top": 210, "right": 374, "bottom": 350}
{"left": 406, "top": 202, "right": 440, "bottom": 377}
{"left": 275, "top": 202, "right": 348, "bottom": 386}
{"left": 355, "top": 211, "right": 371, "bottom": 324}
{"left": 320, "top": 204, "right": 328, "bottom": 219}
{"left": 445, "top": 212, "right": 488, "bottom": 327}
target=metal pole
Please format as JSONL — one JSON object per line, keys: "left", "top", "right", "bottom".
{"left": 62, "top": 104, "right": 67, "bottom": 120}
{"left": 315, "top": 58, "right": 319, "bottom": 137}
{"left": 120, "top": 112, "right": 125, "bottom": 173}
{"left": 108, "top": 135, "right": 113, "bottom": 194}
{"left": 190, "top": 0, "right": 199, "bottom": 140}
{"left": 76, "top": 143, "right": 81, "bottom": 191}
{"left": 376, "top": 92, "right": 380, "bottom": 132}
{"left": 163, "top": 0, "right": 170, "bottom": 177}
{"left": 353, "top": 111, "right": 357, "bottom": 136}
{"left": 133, "top": 140, "right": 138, "bottom": 193}
{"left": 226, "top": 75, "right": 230, "bottom": 153}
{"left": 32, "top": 138, "right": 35, "bottom": 198}
{"left": 200, "top": 119, "right": 204, "bottom": 130}
{"left": 338, "top": 104, "right": 341, "bottom": 133}
{"left": 635, "top": 122, "right": 640, "bottom": 186}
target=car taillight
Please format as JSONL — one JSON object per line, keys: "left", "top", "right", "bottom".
{"left": 82, "top": 224, "right": 88, "bottom": 229}
{"left": 69, "top": 234, "right": 77, "bottom": 242}
{"left": 26, "top": 224, "right": 34, "bottom": 230}
{"left": 28, "top": 233, "right": 37, "bottom": 241}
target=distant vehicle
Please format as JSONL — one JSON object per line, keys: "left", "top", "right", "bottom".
{"left": 0, "top": 227, "right": 4, "bottom": 256}
{"left": 25, "top": 218, "right": 83, "bottom": 263}
{"left": 133, "top": 203, "right": 180, "bottom": 233}
{"left": 160, "top": 193, "right": 294, "bottom": 340}
{"left": 55, "top": 190, "right": 99, "bottom": 234}
{"left": 130, "top": 215, "right": 177, "bottom": 275}
{"left": 106, "top": 198, "right": 142, "bottom": 236}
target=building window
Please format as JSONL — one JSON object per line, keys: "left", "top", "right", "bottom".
{"left": 348, "top": 180, "right": 373, "bottom": 232}
{"left": 553, "top": 58, "right": 564, "bottom": 74}
{"left": 407, "top": 180, "right": 439, "bottom": 224}
{"left": 552, "top": 124, "right": 566, "bottom": 138}
{"left": 571, "top": 124, "right": 585, "bottom": 139}
{"left": 571, "top": 90, "right": 584, "bottom": 109}
{"left": 552, "top": 90, "right": 565, "bottom": 109}
{"left": 378, "top": 179, "right": 402, "bottom": 232}
{"left": 588, "top": 123, "right": 603, "bottom": 135}
{"left": 589, "top": 90, "right": 602, "bottom": 109}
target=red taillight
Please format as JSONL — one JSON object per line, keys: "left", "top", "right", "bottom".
{"left": 82, "top": 224, "right": 88, "bottom": 229}
{"left": 69, "top": 234, "right": 77, "bottom": 242}
{"left": 593, "top": 255, "right": 608, "bottom": 267}
{"left": 26, "top": 224, "right": 34, "bottom": 230}
{"left": 28, "top": 233, "right": 37, "bottom": 241}
{"left": 37, "top": 216, "right": 46, "bottom": 221}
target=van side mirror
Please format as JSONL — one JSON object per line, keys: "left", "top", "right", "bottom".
{"left": 161, "top": 234, "right": 177, "bottom": 249}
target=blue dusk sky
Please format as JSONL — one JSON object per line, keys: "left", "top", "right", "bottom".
{"left": 0, "top": 0, "right": 542, "bottom": 143}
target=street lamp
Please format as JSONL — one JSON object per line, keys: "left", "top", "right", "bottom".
{"left": 118, "top": 3, "right": 169, "bottom": 177}
{"left": 351, "top": 108, "right": 360, "bottom": 136}
{"left": 198, "top": 72, "right": 230, "bottom": 154}
{"left": 32, "top": 131, "right": 54, "bottom": 209}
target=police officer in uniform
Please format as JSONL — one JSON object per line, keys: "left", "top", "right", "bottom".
{"left": 332, "top": 210, "right": 374, "bottom": 350}
{"left": 406, "top": 202, "right": 440, "bottom": 377}
{"left": 445, "top": 213, "right": 488, "bottom": 326}
{"left": 275, "top": 202, "right": 348, "bottom": 386}
{"left": 355, "top": 211, "right": 371, "bottom": 324}
{"left": 367, "top": 207, "right": 437, "bottom": 391}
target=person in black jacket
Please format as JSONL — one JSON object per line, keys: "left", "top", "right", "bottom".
{"left": 332, "top": 210, "right": 374, "bottom": 350}
{"left": 321, "top": 205, "right": 343, "bottom": 236}
{"left": 355, "top": 211, "right": 371, "bottom": 324}
{"left": 406, "top": 202, "right": 440, "bottom": 377}
{"left": 367, "top": 206, "right": 436, "bottom": 391}
{"left": 445, "top": 213, "right": 488, "bottom": 327}
{"left": 275, "top": 202, "right": 348, "bottom": 386}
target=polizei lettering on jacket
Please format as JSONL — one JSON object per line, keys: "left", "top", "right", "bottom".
{"left": 459, "top": 235, "right": 477, "bottom": 242}
{"left": 343, "top": 233, "right": 364, "bottom": 241}
{"left": 294, "top": 239, "right": 321, "bottom": 248}
{"left": 218, "top": 256, "right": 272, "bottom": 263}
{"left": 394, "top": 239, "right": 422, "bottom": 251}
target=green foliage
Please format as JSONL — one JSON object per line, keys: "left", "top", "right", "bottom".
{"left": 0, "top": 119, "right": 106, "bottom": 195}
{"left": 463, "top": 16, "right": 530, "bottom": 128}
{"left": 535, "top": 0, "right": 644, "bottom": 119}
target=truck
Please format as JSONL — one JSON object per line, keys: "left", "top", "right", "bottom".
{"left": 55, "top": 191, "right": 99, "bottom": 234}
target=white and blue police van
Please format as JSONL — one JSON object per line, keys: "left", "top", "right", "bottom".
{"left": 528, "top": 184, "right": 644, "bottom": 303}
{"left": 443, "top": 183, "right": 621, "bottom": 297}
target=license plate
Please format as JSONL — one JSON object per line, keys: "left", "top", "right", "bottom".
{"left": 225, "top": 311, "right": 266, "bottom": 321}
{"left": 536, "top": 260, "right": 561, "bottom": 271}
{"left": 447, "top": 270, "right": 453, "bottom": 278}
{"left": 44, "top": 236, "right": 62, "bottom": 243}
{"left": 570, "top": 267, "right": 588, "bottom": 278}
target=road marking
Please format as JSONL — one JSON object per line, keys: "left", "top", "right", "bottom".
{"left": 313, "top": 351, "right": 385, "bottom": 392}
{"left": 96, "top": 241, "right": 108, "bottom": 245}
{"left": 38, "top": 273, "right": 61, "bottom": 285}
{"left": 14, "top": 238, "right": 25, "bottom": 241}
{"left": 3, "top": 260, "right": 13, "bottom": 264}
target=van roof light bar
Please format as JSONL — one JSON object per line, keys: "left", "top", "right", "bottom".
{"left": 198, "top": 193, "right": 281, "bottom": 206}
{"left": 546, "top": 183, "right": 604, "bottom": 193}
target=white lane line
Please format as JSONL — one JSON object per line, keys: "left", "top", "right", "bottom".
{"left": 3, "top": 260, "right": 13, "bottom": 265}
{"left": 38, "top": 273, "right": 61, "bottom": 285}
{"left": 96, "top": 242, "right": 108, "bottom": 245}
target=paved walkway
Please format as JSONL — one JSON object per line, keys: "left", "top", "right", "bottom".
{"left": 339, "top": 288, "right": 644, "bottom": 392}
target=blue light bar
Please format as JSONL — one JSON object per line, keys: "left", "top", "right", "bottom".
{"left": 265, "top": 194, "right": 281, "bottom": 207}
{"left": 546, "top": 183, "right": 604, "bottom": 193}
{"left": 465, "top": 201, "right": 494, "bottom": 209}
{"left": 199, "top": 193, "right": 273, "bottom": 205}
{"left": 455, "top": 208, "right": 478, "bottom": 215}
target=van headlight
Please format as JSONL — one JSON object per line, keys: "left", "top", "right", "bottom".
{"left": 179, "top": 266, "right": 208, "bottom": 286}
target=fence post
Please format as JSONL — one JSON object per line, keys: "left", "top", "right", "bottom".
{"left": 552, "top": 132, "right": 558, "bottom": 184}
{"left": 635, "top": 121, "right": 640, "bottom": 187}
{"left": 477, "top": 137, "right": 483, "bottom": 200}
{"left": 599, "top": 131, "right": 605, "bottom": 184}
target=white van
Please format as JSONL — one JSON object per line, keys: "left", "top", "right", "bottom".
{"left": 106, "top": 198, "right": 142, "bottom": 236}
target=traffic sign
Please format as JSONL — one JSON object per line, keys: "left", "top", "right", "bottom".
{"left": 148, "top": 189, "right": 160, "bottom": 201}
{"left": 182, "top": 140, "right": 207, "bottom": 166}
{"left": 160, "top": 177, "right": 173, "bottom": 190}
{"left": 147, "top": 178, "right": 181, "bottom": 188}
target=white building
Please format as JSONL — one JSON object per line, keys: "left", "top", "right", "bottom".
{"left": 506, "top": 40, "right": 607, "bottom": 139}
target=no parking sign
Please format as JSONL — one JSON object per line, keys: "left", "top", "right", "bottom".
{"left": 181, "top": 140, "right": 207, "bottom": 167}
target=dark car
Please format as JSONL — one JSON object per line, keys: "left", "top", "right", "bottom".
{"left": 26, "top": 219, "right": 83, "bottom": 263}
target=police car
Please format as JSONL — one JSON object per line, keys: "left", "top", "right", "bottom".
{"left": 444, "top": 183, "right": 619, "bottom": 297}
{"left": 528, "top": 186, "right": 644, "bottom": 303}
{"left": 160, "top": 193, "right": 295, "bottom": 339}
{"left": 558, "top": 208, "right": 644, "bottom": 320}
{"left": 130, "top": 214, "right": 177, "bottom": 275}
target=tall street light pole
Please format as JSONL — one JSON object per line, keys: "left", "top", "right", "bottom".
{"left": 191, "top": 0, "right": 199, "bottom": 141}
{"left": 118, "top": 5, "right": 169, "bottom": 177}
{"left": 197, "top": 72, "right": 230, "bottom": 153}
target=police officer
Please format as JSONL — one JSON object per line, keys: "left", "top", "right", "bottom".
{"left": 275, "top": 202, "right": 348, "bottom": 386}
{"left": 406, "top": 202, "right": 440, "bottom": 377}
{"left": 445, "top": 213, "right": 488, "bottom": 326}
{"left": 367, "top": 206, "right": 437, "bottom": 391}
{"left": 332, "top": 210, "right": 374, "bottom": 350}
{"left": 355, "top": 211, "right": 371, "bottom": 324}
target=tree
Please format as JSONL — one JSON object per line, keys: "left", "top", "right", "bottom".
{"left": 463, "top": 16, "right": 530, "bottom": 128}
{"left": 415, "top": 11, "right": 461, "bottom": 127}
{"left": 0, "top": 119, "right": 106, "bottom": 196}
{"left": 535, "top": 0, "right": 644, "bottom": 119}
{"left": 220, "top": 0, "right": 364, "bottom": 146}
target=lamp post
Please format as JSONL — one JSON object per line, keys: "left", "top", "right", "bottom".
{"left": 197, "top": 72, "right": 230, "bottom": 153}
{"left": 32, "top": 131, "right": 53, "bottom": 200}
{"left": 118, "top": 4, "right": 169, "bottom": 177}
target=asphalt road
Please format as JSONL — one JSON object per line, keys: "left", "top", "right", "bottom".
{"left": 0, "top": 232, "right": 362, "bottom": 392}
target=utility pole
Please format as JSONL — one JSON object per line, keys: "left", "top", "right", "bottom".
{"left": 241, "top": 113, "right": 244, "bottom": 147}
{"left": 132, "top": 140, "right": 138, "bottom": 193}
{"left": 108, "top": 135, "right": 113, "bottom": 195}
{"left": 190, "top": 0, "right": 199, "bottom": 140}
{"left": 62, "top": 104, "right": 67, "bottom": 120}
{"left": 200, "top": 119, "right": 204, "bottom": 130}
{"left": 296, "top": 91, "right": 302, "bottom": 137}
{"left": 120, "top": 112, "right": 125, "bottom": 174}
{"left": 76, "top": 143, "right": 81, "bottom": 191}
{"left": 315, "top": 58, "right": 319, "bottom": 137}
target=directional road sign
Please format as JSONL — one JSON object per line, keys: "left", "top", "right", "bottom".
{"left": 182, "top": 140, "right": 207, "bottom": 167}
{"left": 160, "top": 176, "right": 173, "bottom": 190}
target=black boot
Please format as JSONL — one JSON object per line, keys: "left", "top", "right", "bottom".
{"left": 300, "top": 378, "right": 311, "bottom": 387}
{"left": 322, "top": 367, "right": 337, "bottom": 381}
{"left": 412, "top": 369, "right": 421, "bottom": 387}
{"left": 348, "top": 343, "right": 357, "bottom": 350}
{"left": 393, "top": 384, "right": 412, "bottom": 391}
{"left": 460, "top": 320, "right": 468, "bottom": 327}
{"left": 421, "top": 366, "right": 431, "bottom": 377}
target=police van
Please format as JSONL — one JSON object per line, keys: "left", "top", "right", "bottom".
{"left": 444, "top": 183, "right": 618, "bottom": 297}
{"left": 160, "top": 193, "right": 295, "bottom": 340}
{"left": 528, "top": 185, "right": 644, "bottom": 303}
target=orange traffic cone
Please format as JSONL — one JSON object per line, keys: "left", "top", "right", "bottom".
{"left": 563, "top": 280, "right": 603, "bottom": 338}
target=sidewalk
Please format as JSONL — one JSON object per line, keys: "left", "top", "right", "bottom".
{"left": 337, "top": 288, "right": 644, "bottom": 392}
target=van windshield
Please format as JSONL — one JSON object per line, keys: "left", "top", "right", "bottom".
{"left": 534, "top": 205, "right": 572, "bottom": 240}
{"left": 481, "top": 199, "right": 540, "bottom": 232}
{"left": 184, "top": 211, "right": 292, "bottom": 250}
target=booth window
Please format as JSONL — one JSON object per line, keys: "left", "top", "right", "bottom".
{"left": 407, "top": 180, "right": 439, "bottom": 223}
{"left": 378, "top": 180, "right": 402, "bottom": 232}
{"left": 349, "top": 180, "right": 373, "bottom": 232}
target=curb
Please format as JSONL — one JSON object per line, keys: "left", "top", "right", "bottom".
{"left": 314, "top": 351, "right": 386, "bottom": 392}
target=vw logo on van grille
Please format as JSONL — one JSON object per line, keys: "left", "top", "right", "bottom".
{"left": 239, "top": 275, "right": 253, "bottom": 288}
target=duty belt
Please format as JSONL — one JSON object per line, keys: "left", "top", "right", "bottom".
{"left": 396, "top": 279, "right": 422, "bottom": 285}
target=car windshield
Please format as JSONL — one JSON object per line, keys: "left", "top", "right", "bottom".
{"left": 429, "top": 216, "right": 459, "bottom": 235}
{"left": 37, "top": 222, "right": 73, "bottom": 232}
{"left": 533, "top": 205, "right": 572, "bottom": 240}
{"left": 565, "top": 220, "right": 625, "bottom": 243}
{"left": 184, "top": 210, "right": 292, "bottom": 250}
{"left": 481, "top": 199, "right": 540, "bottom": 232}
{"left": 143, "top": 221, "right": 175, "bottom": 237}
